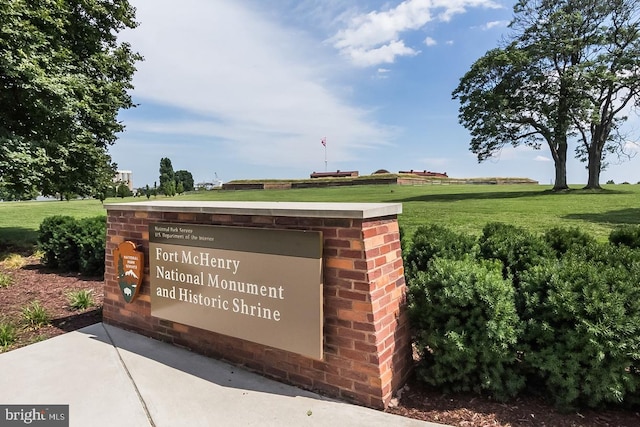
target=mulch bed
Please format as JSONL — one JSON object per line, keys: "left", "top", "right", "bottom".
{"left": 385, "top": 378, "right": 640, "bottom": 426}
{"left": 0, "top": 255, "right": 103, "bottom": 351}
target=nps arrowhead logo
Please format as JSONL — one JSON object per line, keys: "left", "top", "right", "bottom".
{"left": 114, "top": 241, "right": 144, "bottom": 303}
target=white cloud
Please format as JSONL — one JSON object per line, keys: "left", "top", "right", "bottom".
{"left": 375, "top": 67, "right": 391, "bottom": 79}
{"left": 344, "top": 40, "right": 418, "bottom": 67}
{"left": 331, "top": 0, "right": 501, "bottom": 66}
{"left": 534, "top": 155, "right": 552, "bottom": 162}
{"left": 119, "top": 0, "right": 392, "bottom": 176}
{"left": 480, "top": 20, "right": 509, "bottom": 30}
{"left": 424, "top": 36, "right": 437, "bottom": 46}
{"left": 624, "top": 141, "right": 640, "bottom": 154}
{"left": 445, "top": 40, "right": 454, "bottom": 45}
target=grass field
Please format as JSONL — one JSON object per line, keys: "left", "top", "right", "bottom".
{"left": 1, "top": 183, "right": 638, "bottom": 251}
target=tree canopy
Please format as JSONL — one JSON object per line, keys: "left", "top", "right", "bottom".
{"left": 158, "top": 159, "right": 195, "bottom": 195}
{"left": 453, "top": 0, "right": 640, "bottom": 190}
{"left": 0, "top": 0, "right": 141, "bottom": 199}
{"left": 175, "top": 170, "right": 194, "bottom": 192}
{"left": 158, "top": 157, "right": 175, "bottom": 196}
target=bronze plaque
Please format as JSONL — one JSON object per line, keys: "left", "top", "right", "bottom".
{"left": 149, "top": 223, "right": 323, "bottom": 359}
{"left": 113, "top": 241, "right": 144, "bottom": 303}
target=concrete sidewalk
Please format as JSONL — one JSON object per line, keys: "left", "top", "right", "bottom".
{"left": 0, "top": 323, "right": 447, "bottom": 426}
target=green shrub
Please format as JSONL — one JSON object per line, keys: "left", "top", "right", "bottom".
{"left": 406, "top": 222, "right": 640, "bottom": 409}
{"left": 0, "top": 272, "right": 13, "bottom": 288}
{"left": 409, "top": 256, "right": 524, "bottom": 400}
{"left": 38, "top": 216, "right": 81, "bottom": 270}
{"left": 609, "top": 225, "right": 640, "bottom": 249}
{"left": 0, "top": 322, "right": 17, "bottom": 348}
{"left": 404, "top": 224, "right": 477, "bottom": 281}
{"left": 37, "top": 215, "right": 106, "bottom": 277}
{"left": 38, "top": 215, "right": 68, "bottom": 268}
{"left": 68, "top": 289, "right": 95, "bottom": 310}
{"left": 570, "top": 240, "right": 640, "bottom": 271}
{"left": 519, "top": 254, "right": 640, "bottom": 409}
{"left": 478, "top": 222, "right": 552, "bottom": 284}
{"left": 76, "top": 216, "right": 106, "bottom": 277}
{"left": 544, "top": 226, "right": 596, "bottom": 256}
{"left": 21, "top": 301, "right": 50, "bottom": 328}
{"left": 1, "top": 253, "right": 26, "bottom": 269}
{"left": 399, "top": 225, "right": 408, "bottom": 258}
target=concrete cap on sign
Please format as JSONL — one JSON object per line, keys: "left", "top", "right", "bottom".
{"left": 105, "top": 201, "right": 402, "bottom": 219}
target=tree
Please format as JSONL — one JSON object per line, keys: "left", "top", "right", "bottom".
{"left": 116, "top": 182, "right": 132, "bottom": 198}
{"left": 176, "top": 181, "right": 184, "bottom": 195}
{"left": 96, "top": 190, "right": 107, "bottom": 204}
{"left": 0, "top": 0, "right": 142, "bottom": 199}
{"left": 175, "top": 170, "right": 194, "bottom": 192}
{"left": 158, "top": 157, "right": 175, "bottom": 195}
{"left": 164, "top": 180, "right": 176, "bottom": 197}
{"left": 453, "top": 0, "right": 640, "bottom": 190}
{"left": 515, "top": 0, "right": 640, "bottom": 189}
{"left": 453, "top": 44, "right": 573, "bottom": 191}
{"left": 565, "top": 1, "right": 640, "bottom": 188}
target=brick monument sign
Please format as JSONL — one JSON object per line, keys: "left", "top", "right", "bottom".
{"left": 103, "top": 201, "right": 411, "bottom": 408}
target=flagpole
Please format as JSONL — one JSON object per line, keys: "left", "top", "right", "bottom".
{"left": 322, "top": 137, "right": 327, "bottom": 171}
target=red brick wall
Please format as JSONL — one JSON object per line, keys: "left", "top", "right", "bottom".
{"left": 104, "top": 208, "right": 411, "bottom": 408}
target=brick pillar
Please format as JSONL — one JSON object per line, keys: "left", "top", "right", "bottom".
{"left": 320, "top": 217, "right": 411, "bottom": 407}
{"left": 103, "top": 202, "right": 411, "bottom": 408}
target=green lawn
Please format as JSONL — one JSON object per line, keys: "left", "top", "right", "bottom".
{"left": 173, "top": 183, "right": 640, "bottom": 241}
{"left": 1, "top": 184, "right": 638, "bottom": 251}
{"left": 0, "top": 199, "right": 107, "bottom": 249}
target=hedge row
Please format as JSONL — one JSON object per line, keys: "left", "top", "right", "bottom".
{"left": 405, "top": 223, "right": 640, "bottom": 409}
{"left": 38, "top": 216, "right": 107, "bottom": 277}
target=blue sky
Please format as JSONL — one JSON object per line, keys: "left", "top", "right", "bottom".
{"left": 112, "top": 0, "right": 640, "bottom": 188}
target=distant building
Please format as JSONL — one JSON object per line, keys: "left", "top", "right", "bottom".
{"left": 196, "top": 178, "right": 223, "bottom": 190}
{"left": 114, "top": 170, "right": 133, "bottom": 191}
{"left": 399, "top": 170, "right": 448, "bottom": 178}
{"left": 310, "top": 170, "right": 359, "bottom": 178}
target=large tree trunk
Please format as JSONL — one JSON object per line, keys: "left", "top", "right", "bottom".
{"left": 552, "top": 142, "right": 569, "bottom": 191}
{"left": 552, "top": 78, "right": 571, "bottom": 192}
{"left": 583, "top": 120, "right": 609, "bottom": 190}
{"left": 584, "top": 143, "right": 603, "bottom": 189}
